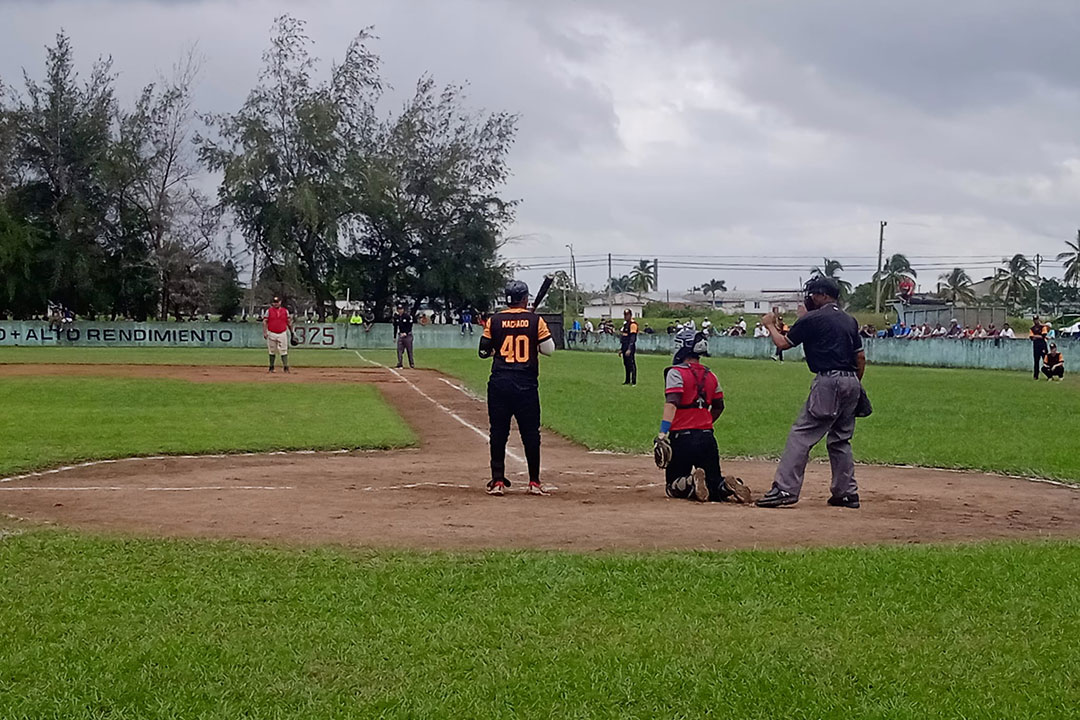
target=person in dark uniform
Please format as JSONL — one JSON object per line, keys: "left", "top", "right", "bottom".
{"left": 1041, "top": 343, "right": 1065, "bottom": 380}
{"left": 656, "top": 329, "right": 752, "bottom": 504}
{"left": 479, "top": 280, "right": 555, "bottom": 496}
{"left": 1029, "top": 316, "right": 1048, "bottom": 380}
{"left": 392, "top": 304, "right": 415, "bottom": 369}
{"left": 619, "top": 308, "right": 639, "bottom": 385}
{"left": 756, "top": 277, "right": 866, "bottom": 509}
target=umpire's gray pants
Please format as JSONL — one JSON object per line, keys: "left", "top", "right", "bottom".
{"left": 773, "top": 372, "right": 862, "bottom": 498}
{"left": 396, "top": 333, "right": 414, "bottom": 367}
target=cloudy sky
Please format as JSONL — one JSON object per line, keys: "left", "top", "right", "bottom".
{"left": 3, "top": 0, "right": 1079, "bottom": 294}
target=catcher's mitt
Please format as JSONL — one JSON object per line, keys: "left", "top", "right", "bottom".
{"left": 653, "top": 433, "right": 672, "bottom": 469}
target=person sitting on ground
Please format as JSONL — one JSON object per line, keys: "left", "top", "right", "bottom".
{"left": 1041, "top": 343, "right": 1065, "bottom": 380}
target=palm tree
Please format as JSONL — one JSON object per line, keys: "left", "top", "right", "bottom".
{"left": 628, "top": 259, "right": 657, "bottom": 294}
{"left": 1058, "top": 230, "right": 1080, "bottom": 287}
{"left": 990, "top": 254, "right": 1035, "bottom": 311}
{"left": 873, "top": 253, "right": 917, "bottom": 301}
{"left": 937, "top": 267, "right": 976, "bottom": 307}
{"left": 696, "top": 278, "right": 727, "bottom": 306}
{"left": 808, "top": 257, "right": 853, "bottom": 299}
{"left": 606, "top": 275, "right": 632, "bottom": 293}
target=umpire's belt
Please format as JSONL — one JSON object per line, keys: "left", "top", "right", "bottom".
{"left": 671, "top": 429, "right": 714, "bottom": 439}
{"left": 817, "top": 370, "right": 857, "bottom": 377}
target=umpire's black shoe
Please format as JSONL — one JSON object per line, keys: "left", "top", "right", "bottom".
{"left": 755, "top": 488, "right": 798, "bottom": 508}
{"left": 827, "top": 493, "right": 861, "bottom": 509}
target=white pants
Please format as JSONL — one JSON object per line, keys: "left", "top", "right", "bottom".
{"left": 267, "top": 331, "right": 289, "bottom": 356}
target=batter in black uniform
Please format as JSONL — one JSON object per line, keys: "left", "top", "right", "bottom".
{"left": 619, "top": 308, "right": 639, "bottom": 385}
{"left": 479, "top": 280, "right": 555, "bottom": 496}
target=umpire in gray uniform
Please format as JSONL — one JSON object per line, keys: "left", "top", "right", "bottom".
{"left": 756, "top": 277, "right": 866, "bottom": 509}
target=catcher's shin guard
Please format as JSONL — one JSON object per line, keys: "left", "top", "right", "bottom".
{"left": 665, "top": 475, "right": 695, "bottom": 499}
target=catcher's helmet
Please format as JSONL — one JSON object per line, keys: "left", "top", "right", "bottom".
{"left": 804, "top": 276, "right": 841, "bottom": 299}
{"left": 673, "top": 327, "right": 709, "bottom": 363}
{"left": 505, "top": 280, "right": 529, "bottom": 305}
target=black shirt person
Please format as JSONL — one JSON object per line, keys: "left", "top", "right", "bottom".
{"left": 1029, "top": 316, "right": 1048, "bottom": 380}
{"left": 619, "top": 308, "right": 639, "bottom": 385}
{"left": 392, "top": 305, "right": 415, "bottom": 369}
{"left": 479, "top": 280, "right": 556, "bottom": 496}
{"left": 757, "top": 277, "right": 866, "bottom": 509}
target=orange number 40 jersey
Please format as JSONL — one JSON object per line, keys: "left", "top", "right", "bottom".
{"left": 483, "top": 307, "right": 551, "bottom": 377}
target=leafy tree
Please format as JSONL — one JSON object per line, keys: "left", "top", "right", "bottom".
{"left": 991, "top": 254, "right": 1035, "bottom": 312}
{"left": 8, "top": 32, "right": 116, "bottom": 317}
{"left": 937, "top": 267, "right": 976, "bottom": 307}
{"left": 0, "top": 205, "right": 44, "bottom": 317}
{"left": 809, "top": 257, "right": 852, "bottom": 299}
{"left": 846, "top": 281, "right": 876, "bottom": 311}
{"left": 1058, "top": 230, "right": 1080, "bottom": 287}
{"left": 873, "top": 253, "right": 916, "bottom": 303}
{"left": 202, "top": 16, "right": 515, "bottom": 320}
{"left": 213, "top": 259, "right": 245, "bottom": 321}
{"left": 200, "top": 16, "right": 370, "bottom": 319}
{"left": 628, "top": 259, "right": 657, "bottom": 293}
{"left": 606, "top": 275, "right": 632, "bottom": 293}
{"left": 696, "top": 278, "right": 727, "bottom": 304}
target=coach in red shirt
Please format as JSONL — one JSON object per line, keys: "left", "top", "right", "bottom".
{"left": 263, "top": 296, "right": 293, "bottom": 373}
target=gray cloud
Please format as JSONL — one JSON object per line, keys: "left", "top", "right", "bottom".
{"left": 3, "top": 0, "right": 1078, "bottom": 293}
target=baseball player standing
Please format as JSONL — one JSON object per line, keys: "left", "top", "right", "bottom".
{"left": 479, "top": 280, "right": 555, "bottom": 496}
{"left": 393, "top": 304, "right": 416, "bottom": 369}
{"left": 654, "top": 329, "right": 752, "bottom": 503}
{"left": 263, "top": 296, "right": 293, "bottom": 373}
{"left": 619, "top": 308, "right": 639, "bottom": 385}
{"left": 756, "top": 277, "right": 865, "bottom": 508}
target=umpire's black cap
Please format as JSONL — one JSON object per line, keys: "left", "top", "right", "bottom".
{"left": 804, "top": 276, "right": 841, "bottom": 299}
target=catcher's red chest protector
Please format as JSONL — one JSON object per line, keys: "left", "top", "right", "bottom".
{"left": 667, "top": 364, "right": 720, "bottom": 432}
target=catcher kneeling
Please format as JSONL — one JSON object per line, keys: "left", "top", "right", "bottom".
{"left": 654, "top": 329, "right": 753, "bottom": 504}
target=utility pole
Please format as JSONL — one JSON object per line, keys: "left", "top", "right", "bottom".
{"left": 874, "top": 220, "right": 887, "bottom": 315}
{"left": 1035, "top": 253, "right": 1043, "bottom": 314}
{"left": 565, "top": 243, "right": 577, "bottom": 315}
{"left": 653, "top": 257, "right": 659, "bottom": 292}
{"left": 607, "top": 252, "right": 613, "bottom": 315}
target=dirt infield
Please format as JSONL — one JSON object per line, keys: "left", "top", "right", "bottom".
{"left": 3, "top": 363, "right": 1079, "bottom": 550}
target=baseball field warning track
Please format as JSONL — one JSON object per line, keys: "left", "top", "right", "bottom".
{"left": 2, "top": 363, "right": 1078, "bottom": 550}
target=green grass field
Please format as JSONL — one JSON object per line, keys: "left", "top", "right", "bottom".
{"left": 356, "top": 348, "right": 1080, "bottom": 483}
{"left": 3, "top": 345, "right": 1080, "bottom": 718}
{"left": 3, "top": 345, "right": 1078, "bottom": 481}
{"left": 0, "top": 377, "right": 414, "bottom": 475}
{"left": 1, "top": 532, "right": 1077, "bottom": 719}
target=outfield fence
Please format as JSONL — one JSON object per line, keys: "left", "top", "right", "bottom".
{"left": 568, "top": 331, "right": 1077, "bottom": 372}
{"left": 0, "top": 321, "right": 485, "bottom": 351}
{"left": 0, "top": 320, "right": 1073, "bottom": 372}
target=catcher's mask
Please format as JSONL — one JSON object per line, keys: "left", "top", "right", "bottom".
{"left": 673, "top": 328, "right": 709, "bottom": 363}
{"left": 505, "top": 280, "right": 529, "bottom": 305}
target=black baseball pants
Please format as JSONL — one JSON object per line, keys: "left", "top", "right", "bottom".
{"left": 1042, "top": 365, "right": 1065, "bottom": 379}
{"left": 623, "top": 350, "right": 637, "bottom": 385}
{"left": 665, "top": 429, "right": 729, "bottom": 501}
{"left": 1033, "top": 343, "right": 1047, "bottom": 379}
{"left": 487, "top": 374, "right": 541, "bottom": 485}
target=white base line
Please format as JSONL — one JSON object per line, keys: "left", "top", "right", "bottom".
{"left": 0, "top": 486, "right": 294, "bottom": 492}
{"left": 1, "top": 449, "right": 352, "bottom": 485}
{"left": 438, "top": 377, "right": 484, "bottom": 402}
{"left": 354, "top": 351, "right": 525, "bottom": 465}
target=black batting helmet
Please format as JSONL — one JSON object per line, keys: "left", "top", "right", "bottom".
{"left": 505, "top": 280, "right": 529, "bottom": 304}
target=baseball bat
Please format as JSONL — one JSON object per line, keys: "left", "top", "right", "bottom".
{"left": 531, "top": 274, "right": 555, "bottom": 311}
